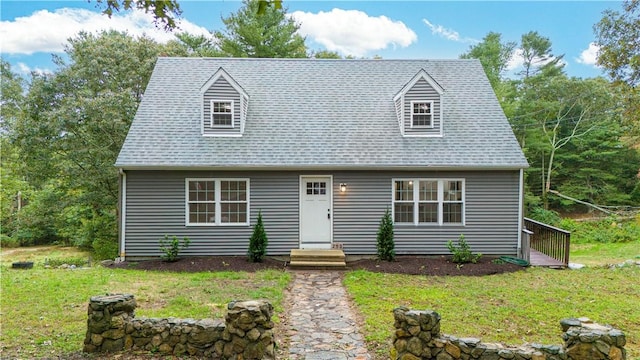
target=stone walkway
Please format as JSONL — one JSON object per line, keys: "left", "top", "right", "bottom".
{"left": 283, "top": 271, "right": 372, "bottom": 360}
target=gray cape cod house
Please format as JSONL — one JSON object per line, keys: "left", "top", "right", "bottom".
{"left": 115, "top": 58, "right": 529, "bottom": 260}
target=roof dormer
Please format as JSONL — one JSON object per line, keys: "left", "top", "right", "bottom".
{"left": 393, "top": 69, "right": 444, "bottom": 137}
{"left": 201, "top": 68, "right": 249, "bottom": 137}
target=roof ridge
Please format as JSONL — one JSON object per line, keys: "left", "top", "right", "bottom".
{"left": 157, "top": 57, "right": 479, "bottom": 62}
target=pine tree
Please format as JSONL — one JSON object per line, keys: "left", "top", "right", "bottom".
{"left": 248, "top": 211, "right": 268, "bottom": 262}
{"left": 214, "top": 0, "right": 308, "bottom": 58}
{"left": 376, "top": 209, "right": 395, "bottom": 261}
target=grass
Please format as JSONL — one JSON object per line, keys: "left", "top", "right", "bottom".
{"left": 345, "top": 266, "right": 640, "bottom": 359}
{"left": 570, "top": 241, "right": 640, "bottom": 266}
{"left": 0, "top": 245, "right": 92, "bottom": 267}
{"left": 0, "top": 246, "right": 290, "bottom": 359}
{"left": 2, "top": 238, "right": 638, "bottom": 359}
{"left": 346, "top": 231, "right": 640, "bottom": 359}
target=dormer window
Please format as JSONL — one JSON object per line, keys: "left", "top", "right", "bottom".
{"left": 201, "top": 68, "right": 249, "bottom": 137}
{"left": 411, "top": 101, "right": 433, "bottom": 127}
{"left": 393, "top": 69, "right": 444, "bottom": 137}
{"left": 212, "top": 100, "right": 234, "bottom": 127}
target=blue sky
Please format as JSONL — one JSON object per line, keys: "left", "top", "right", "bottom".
{"left": 1, "top": 1, "right": 622, "bottom": 78}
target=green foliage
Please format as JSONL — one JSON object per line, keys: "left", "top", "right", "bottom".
{"left": 464, "top": 30, "right": 640, "bottom": 214}
{"left": 5, "top": 31, "right": 163, "bottom": 254}
{"left": 0, "top": 234, "right": 20, "bottom": 248}
{"left": 248, "top": 211, "right": 268, "bottom": 263}
{"left": 376, "top": 209, "right": 395, "bottom": 261}
{"left": 460, "top": 32, "right": 516, "bottom": 89}
{"left": 527, "top": 207, "right": 561, "bottom": 226}
{"left": 159, "top": 235, "right": 191, "bottom": 262}
{"left": 45, "top": 257, "right": 89, "bottom": 267}
{"left": 519, "top": 31, "right": 565, "bottom": 79}
{"left": 164, "top": 32, "right": 223, "bottom": 57}
{"left": 562, "top": 217, "right": 640, "bottom": 244}
{"left": 594, "top": 0, "right": 640, "bottom": 87}
{"left": 214, "top": 0, "right": 308, "bottom": 58}
{"left": 446, "top": 234, "right": 482, "bottom": 264}
{"left": 95, "top": 0, "right": 182, "bottom": 31}
{"left": 311, "top": 50, "right": 343, "bottom": 59}
{"left": 12, "top": 181, "right": 66, "bottom": 246}
{"left": 85, "top": 212, "right": 119, "bottom": 260}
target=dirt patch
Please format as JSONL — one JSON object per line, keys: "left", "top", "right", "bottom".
{"left": 110, "top": 255, "right": 524, "bottom": 276}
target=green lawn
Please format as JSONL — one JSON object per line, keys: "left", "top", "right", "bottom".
{"left": 2, "top": 243, "right": 638, "bottom": 359}
{"left": 344, "top": 266, "right": 640, "bottom": 359}
{"left": 570, "top": 241, "right": 640, "bottom": 266}
{"left": 0, "top": 247, "right": 291, "bottom": 359}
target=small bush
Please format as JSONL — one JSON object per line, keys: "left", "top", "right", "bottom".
{"left": 569, "top": 217, "right": 640, "bottom": 244}
{"left": 248, "top": 211, "right": 268, "bottom": 263}
{"left": 46, "top": 257, "right": 89, "bottom": 267}
{"left": 92, "top": 238, "right": 119, "bottom": 260}
{"left": 447, "top": 234, "right": 481, "bottom": 264}
{"left": 376, "top": 208, "right": 395, "bottom": 261}
{"left": 528, "top": 207, "right": 561, "bottom": 226}
{"left": 159, "top": 235, "right": 191, "bottom": 262}
{"left": 0, "top": 234, "right": 20, "bottom": 248}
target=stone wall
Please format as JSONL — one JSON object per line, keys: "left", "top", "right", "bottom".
{"left": 84, "top": 294, "right": 275, "bottom": 359}
{"left": 392, "top": 307, "right": 626, "bottom": 360}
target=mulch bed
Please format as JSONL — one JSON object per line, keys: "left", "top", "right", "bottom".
{"left": 110, "top": 255, "right": 524, "bottom": 276}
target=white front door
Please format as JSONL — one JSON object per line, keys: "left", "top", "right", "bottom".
{"left": 299, "top": 176, "right": 332, "bottom": 249}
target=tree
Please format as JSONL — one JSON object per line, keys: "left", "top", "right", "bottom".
{"left": 460, "top": 32, "right": 516, "bottom": 89}
{"left": 0, "top": 59, "right": 24, "bottom": 132}
{"left": 594, "top": 0, "right": 640, "bottom": 87}
{"left": 1, "top": 60, "right": 30, "bottom": 239}
{"left": 519, "top": 31, "right": 565, "bottom": 79}
{"left": 248, "top": 211, "right": 268, "bottom": 262}
{"left": 11, "top": 31, "right": 162, "bottom": 256}
{"left": 92, "top": 0, "right": 283, "bottom": 31}
{"left": 519, "top": 76, "right": 624, "bottom": 209}
{"left": 376, "top": 209, "right": 395, "bottom": 261}
{"left": 311, "top": 50, "right": 343, "bottom": 59}
{"left": 594, "top": 1, "right": 640, "bottom": 138}
{"left": 214, "top": 0, "right": 308, "bottom": 58}
{"left": 163, "top": 32, "right": 223, "bottom": 57}
{"left": 93, "top": 0, "right": 182, "bottom": 30}
{"left": 555, "top": 121, "right": 640, "bottom": 208}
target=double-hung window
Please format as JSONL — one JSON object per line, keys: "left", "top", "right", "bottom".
{"left": 411, "top": 101, "right": 433, "bottom": 127}
{"left": 186, "top": 178, "right": 249, "bottom": 225}
{"left": 393, "top": 179, "right": 464, "bottom": 225}
{"left": 211, "top": 100, "right": 233, "bottom": 127}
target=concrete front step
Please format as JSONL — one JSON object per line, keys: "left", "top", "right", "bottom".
{"left": 289, "top": 249, "right": 347, "bottom": 268}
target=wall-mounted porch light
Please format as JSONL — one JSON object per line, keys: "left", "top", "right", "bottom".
{"left": 340, "top": 183, "right": 347, "bottom": 193}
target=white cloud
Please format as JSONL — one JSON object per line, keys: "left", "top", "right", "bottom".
{"left": 0, "top": 8, "right": 211, "bottom": 55}
{"left": 290, "top": 8, "right": 417, "bottom": 57}
{"left": 506, "top": 49, "right": 525, "bottom": 71}
{"left": 16, "top": 62, "right": 52, "bottom": 76}
{"left": 576, "top": 43, "right": 600, "bottom": 66}
{"left": 422, "top": 19, "right": 477, "bottom": 43}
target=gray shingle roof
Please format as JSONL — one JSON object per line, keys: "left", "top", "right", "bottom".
{"left": 115, "top": 58, "right": 528, "bottom": 169}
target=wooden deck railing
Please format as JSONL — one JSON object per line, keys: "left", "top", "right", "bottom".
{"left": 524, "top": 217, "right": 571, "bottom": 266}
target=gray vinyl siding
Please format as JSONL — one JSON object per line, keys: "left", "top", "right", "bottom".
{"left": 124, "top": 171, "right": 299, "bottom": 258}
{"left": 203, "top": 77, "right": 242, "bottom": 136}
{"left": 403, "top": 78, "right": 441, "bottom": 136}
{"left": 333, "top": 171, "right": 519, "bottom": 255}
{"left": 123, "top": 170, "right": 520, "bottom": 258}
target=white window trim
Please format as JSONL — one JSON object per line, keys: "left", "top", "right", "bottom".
{"left": 185, "top": 178, "right": 250, "bottom": 226}
{"left": 410, "top": 100, "right": 434, "bottom": 129}
{"left": 210, "top": 99, "right": 234, "bottom": 129}
{"left": 391, "top": 178, "right": 465, "bottom": 226}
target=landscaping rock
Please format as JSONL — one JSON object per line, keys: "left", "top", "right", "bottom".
{"left": 392, "top": 308, "right": 627, "bottom": 360}
{"left": 84, "top": 294, "right": 275, "bottom": 358}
